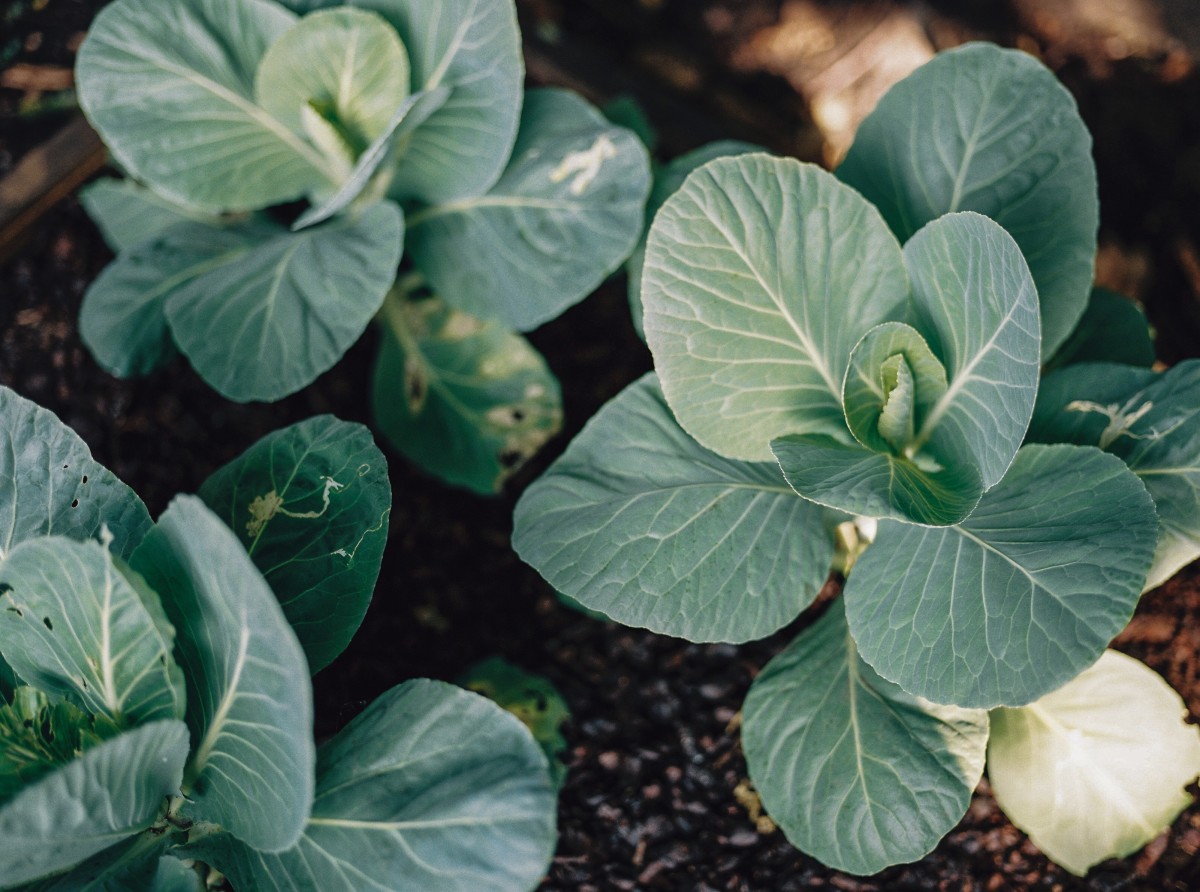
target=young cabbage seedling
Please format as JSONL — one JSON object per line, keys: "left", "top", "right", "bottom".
{"left": 514, "top": 43, "right": 1200, "bottom": 876}
{"left": 75, "top": 0, "right": 651, "bottom": 494}
{"left": 0, "top": 385, "right": 559, "bottom": 891}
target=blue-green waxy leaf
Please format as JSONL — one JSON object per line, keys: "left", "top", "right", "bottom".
{"left": 292, "top": 85, "right": 450, "bottom": 231}
{"left": 79, "top": 179, "right": 217, "bottom": 254}
{"left": 771, "top": 434, "right": 983, "bottom": 526}
{"left": 0, "top": 538, "right": 184, "bottom": 728}
{"left": 626, "top": 140, "right": 764, "bottom": 339}
{"left": 255, "top": 7, "right": 410, "bottom": 160}
{"left": 1029, "top": 360, "right": 1200, "bottom": 590}
{"left": 514, "top": 374, "right": 834, "bottom": 643}
{"left": 373, "top": 288, "right": 562, "bottom": 494}
{"left": 643, "top": 154, "right": 909, "bottom": 462}
{"left": 131, "top": 497, "right": 313, "bottom": 853}
{"left": 184, "top": 679, "right": 557, "bottom": 892}
{"left": 988, "top": 650, "right": 1200, "bottom": 876}
{"left": 81, "top": 203, "right": 403, "bottom": 401}
{"left": 902, "top": 212, "right": 1040, "bottom": 489}
{"left": 0, "top": 654, "right": 15, "bottom": 701}
{"left": 837, "top": 42, "right": 1098, "bottom": 359}
{"left": 27, "top": 831, "right": 177, "bottom": 892}
{"left": 198, "top": 416, "right": 391, "bottom": 673}
{"left": 406, "top": 88, "right": 652, "bottom": 331}
{"left": 743, "top": 602, "right": 988, "bottom": 875}
{"left": 1045, "top": 287, "right": 1156, "bottom": 372}
{"left": 845, "top": 444, "right": 1158, "bottom": 708}
{"left": 0, "top": 719, "right": 188, "bottom": 886}
{"left": 356, "top": 0, "right": 523, "bottom": 204}
{"left": 76, "top": 0, "right": 337, "bottom": 213}
{"left": 0, "top": 386, "right": 151, "bottom": 561}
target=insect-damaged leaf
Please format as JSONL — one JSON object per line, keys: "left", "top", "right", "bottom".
{"left": 199, "top": 416, "right": 391, "bottom": 673}
{"left": 743, "top": 601, "right": 987, "bottom": 875}
{"left": 184, "top": 680, "right": 557, "bottom": 892}
{"left": 838, "top": 42, "right": 1098, "bottom": 359}
{"left": 406, "top": 88, "right": 651, "bottom": 331}
{"left": 0, "top": 538, "right": 184, "bottom": 728}
{"left": 513, "top": 374, "right": 834, "bottom": 643}
{"left": 845, "top": 444, "right": 1157, "bottom": 708}
{"left": 373, "top": 288, "right": 562, "bottom": 494}
{"left": 1028, "top": 360, "right": 1200, "bottom": 590}
{"left": 643, "top": 155, "right": 909, "bottom": 462}
{"left": 0, "top": 385, "right": 151, "bottom": 562}
{"left": 131, "top": 497, "right": 313, "bottom": 853}
{"left": 77, "top": 0, "right": 336, "bottom": 212}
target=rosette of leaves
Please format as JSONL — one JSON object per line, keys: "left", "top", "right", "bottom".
{"left": 514, "top": 43, "right": 1200, "bottom": 875}
{"left": 0, "top": 385, "right": 557, "bottom": 891}
{"left": 75, "top": 0, "right": 651, "bottom": 494}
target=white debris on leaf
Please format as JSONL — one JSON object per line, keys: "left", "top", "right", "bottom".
{"left": 550, "top": 135, "right": 618, "bottom": 195}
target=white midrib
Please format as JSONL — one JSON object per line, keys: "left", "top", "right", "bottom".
{"left": 845, "top": 634, "right": 874, "bottom": 815}
{"left": 145, "top": 50, "right": 337, "bottom": 182}
{"left": 423, "top": 0, "right": 478, "bottom": 89}
{"left": 99, "top": 561, "right": 120, "bottom": 715}
{"left": 190, "top": 623, "right": 251, "bottom": 774}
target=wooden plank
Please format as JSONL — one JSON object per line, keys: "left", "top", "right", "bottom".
{"left": 0, "top": 114, "right": 107, "bottom": 264}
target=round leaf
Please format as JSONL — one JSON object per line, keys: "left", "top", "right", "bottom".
{"left": 513, "top": 374, "right": 834, "bottom": 644}
{"left": 643, "top": 154, "right": 909, "bottom": 462}
{"left": 845, "top": 444, "right": 1158, "bottom": 708}
{"left": 150, "top": 203, "right": 401, "bottom": 403}
{"left": 838, "top": 42, "right": 1098, "bottom": 359}
{"left": 77, "top": 0, "right": 337, "bottom": 212}
{"left": 0, "top": 719, "right": 188, "bottom": 886}
{"left": 80, "top": 178, "right": 217, "bottom": 254}
{"left": 989, "top": 650, "right": 1200, "bottom": 875}
{"left": 743, "top": 601, "right": 988, "bottom": 875}
{"left": 1045, "top": 287, "right": 1156, "bottom": 372}
{"left": 185, "top": 679, "right": 558, "bottom": 892}
{"left": 626, "top": 140, "right": 764, "bottom": 339}
{"left": 0, "top": 386, "right": 151, "bottom": 561}
{"left": 356, "top": 0, "right": 524, "bottom": 203}
{"left": 198, "top": 416, "right": 392, "bottom": 673}
{"left": 406, "top": 88, "right": 652, "bottom": 331}
{"left": 131, "top": 497, "right": 314, "bottom": 853}
{"left": 1029, "top": 360, "right": 1200, "bottom": 590}
{"left": 373, "top": 289, "right": 562, "bottom": 494}
{"left": 255, "top": 7, "right": 410, "bottom": 151}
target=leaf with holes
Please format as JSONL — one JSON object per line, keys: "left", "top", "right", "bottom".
{"left": 198, "top": 416, "right": 391, "bottom": 672}
{"left": 0, "top": 538, "right": 184, "bottom": 728}
{"left": 130, "top": 497, "right": 313, "bottom": 853}
{"left": 373, "top": 288, "right": 562, "bottom": 494}
{"left": 183, "top": 679, "right": 557, "bottom": 892}
{"left": 0, "top": 385, "right": 151, "bottom": 562}
{"left": 743, "top": 601, "right": 988, "bottom": 875}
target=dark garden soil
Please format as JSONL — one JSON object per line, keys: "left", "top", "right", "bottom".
{"left": 3, "top": 1, "right": 1200, "bottom": 890}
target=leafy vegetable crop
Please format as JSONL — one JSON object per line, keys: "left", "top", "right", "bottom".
{"left": 514, "top": 43, "right": 1200, "bottom": 875}
{"left": 0, "top": 385, "right": 558, "bottom": 891}
{"left": 75, "top": 0, "right": 651, "bottom": 494}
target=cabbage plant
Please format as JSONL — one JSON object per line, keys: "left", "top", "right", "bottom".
{"left": 75, "top": 0, "right": 651, "bottom": 494}
{"left": 514, "top": 43, "right": 1200, "bottom": 875}
{"left": 0, "top": 386, "right": 557, "bottom": 891}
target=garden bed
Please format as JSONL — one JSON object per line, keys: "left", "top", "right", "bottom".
{"left": 2, "top": 1, "right": 1200, "bottom": 889}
